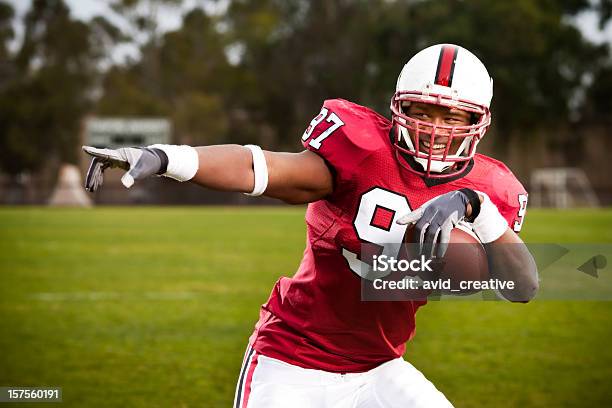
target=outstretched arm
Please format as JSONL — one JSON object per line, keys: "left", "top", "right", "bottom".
{"left": 190, "top": 145, "right": 333, "bottom": 204}
{"left": 83, "top": 144, "right": 333, "bottom": 205}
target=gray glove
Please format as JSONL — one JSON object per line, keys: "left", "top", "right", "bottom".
{"left": 83, "top": 146, "right": 167, "bottom": 192}
{"left": 396, "top": 190, "right": 470, "bottom": 257}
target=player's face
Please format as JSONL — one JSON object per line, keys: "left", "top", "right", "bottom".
{"left": 403, "top": 102, "right": 472, "bottom": 155}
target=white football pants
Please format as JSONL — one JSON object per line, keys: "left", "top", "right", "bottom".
{"left": 234, "top": 345, "right": 453, "bottom": 408}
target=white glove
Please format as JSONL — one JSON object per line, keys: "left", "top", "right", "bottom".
{"left": 83, "top": 146, "right": 167, "bottom": 191}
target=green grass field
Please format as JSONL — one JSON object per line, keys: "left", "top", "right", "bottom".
{"left": 1, "top": 207, "right": 611, "bottom": 407}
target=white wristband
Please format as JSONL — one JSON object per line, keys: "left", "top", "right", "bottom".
{"left": 244, "top": 145, "right": 268, "bottom": 196}
{"left": 471, "top": 192, "right": 509, "bottom": 243}
{"left": 149, "top": 144, "right": 199, "bottom": 182}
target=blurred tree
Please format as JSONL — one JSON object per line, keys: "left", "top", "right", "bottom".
{"left": 221, "top": 0, "right": 611, "bottom": 155}
{"left": 403, "top": 0, "right": 607, "bottom": 136}
{"left": 0, "top": 0, "right": 122, "bottom": 175}
{"left": 109, "top": 0, "right": 183, "bottom": 98}
{"left": 595, "top": 0, "right": 612, "bottom": 27}
{"left": 158, "top": 8, "right": 230, "bottom": 144}
{"left": 94, "top": 0, "right": 612, "bottom": 154}
{"left": 5, "top": 0, "right": 609, "bottom": 178}
{"left": 0, "top": 1, "right": 14, "bottom": 87}
{"left": 174, "top": 92, "right": 228, "bottom": 145}
{"left": 223, "top": 0, "right": 383, "bottom": 148}
{"left": 583, "top": 63, "right": 612, "bottom": 123}
{"left": 96, "top": 65, "right": 170, "bottom": 116}
{"left": 96, "top": 7, "right": 231, "bottom": 145}
{"left": 582, "top": 0, "right": 612, "bottom": 124}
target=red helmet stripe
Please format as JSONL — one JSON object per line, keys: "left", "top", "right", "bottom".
{"left": 434, "top": 45, "right": 458, "bottom": 87}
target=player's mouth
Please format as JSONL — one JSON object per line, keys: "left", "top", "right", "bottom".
{"left": 419, "top": 139, "right": 449, "bottom": 154}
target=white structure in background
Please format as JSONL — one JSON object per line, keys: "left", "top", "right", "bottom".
{"left": 48, "top": 164, "right": 92, "bottom": 206}
{"left": 84, "top": 118, "right": 171, "bottom": 148}
{"left": 78, "top": 117, "right": 173, "bottom": 204}
{"left": 49, "top": 118, "right": 172, "bottom": 206}
{"left": 530, "top": 168, "right": 599, "bottom": 208}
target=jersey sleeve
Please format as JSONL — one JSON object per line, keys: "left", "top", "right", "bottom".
{"left": 300, "top": 99, "right": 384, "bottom": 186}
{"left": 488, "top": 168, "right": 529, "bottom": 234}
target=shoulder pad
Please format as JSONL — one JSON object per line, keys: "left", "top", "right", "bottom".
{"left": 301, "top": 99, "right": 390, "bottom": 178}
{"left": 472, "top": 155, "right": 529, "bottom": 232}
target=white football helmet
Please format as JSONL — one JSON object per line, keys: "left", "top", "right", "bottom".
{"left": 390, "top": 44, "right": 493, "bottom": 178}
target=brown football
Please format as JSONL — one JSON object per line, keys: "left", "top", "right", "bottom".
{"left": 402, "top": 224, "right": 489, "bottom": 295}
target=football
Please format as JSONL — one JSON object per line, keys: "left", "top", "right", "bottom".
{"left": 403, "top": 224, "right": 489, "bottom": 295}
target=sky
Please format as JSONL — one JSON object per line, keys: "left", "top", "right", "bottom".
{"left": 6, "top": 0, "right": 612, "bottom": 64}
{"left": 6, "top": 0, "right": 229, "bottom": 63}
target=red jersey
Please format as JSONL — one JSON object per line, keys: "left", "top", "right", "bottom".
{"left": 249, "top": 99, "right": 528, "bottom": 373}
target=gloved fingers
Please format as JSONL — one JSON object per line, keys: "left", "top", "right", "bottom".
{"left": 82, "top": 146, "right": 130, "bottom": 170}
{"left": 85, "top": 157, "right": 105, "bottom": 192}
{"left": 414, "top": 219, "right": 430, "bottom": 254}
{"left": 396, "top": 206, "right": 425, "bottom": 225}
{"left": 423, "top": 223, "right": 441, "bottom": 258}
{"left": 436, "top": 219, "right": 454, "bottom": 258}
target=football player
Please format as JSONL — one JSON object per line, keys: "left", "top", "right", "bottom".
{"left": 84, "top": 44, "right": 538, "bottom": 407}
